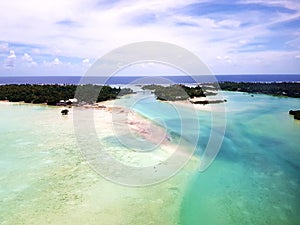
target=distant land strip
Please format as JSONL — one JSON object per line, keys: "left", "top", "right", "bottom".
{"left": 218, "top": 82, "right": 300, "bottom": 98}
{"left": 0, "top": 84, "right": 133, "bottom": 105}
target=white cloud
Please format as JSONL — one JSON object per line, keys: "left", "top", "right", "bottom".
{"left": 21, "top": 53, "right": 37, "bottom": 67}
{"left": 237, "top": 0, "right": 300, "bottom": 11}
{"left": 216, "top": 20, "right": 242, "bottom": 28}
{"left": 82, "top": 58, "right": 91, "bottom": 67}
{"left": 43, "top": 57, "right": 63, "bottom": 67}
{"left": 53, "top": 57, "right": 62, "bottom": 65}
{"left": 4, "top": 50, "right": 17, "bottom": 68}
{"left": 216, "top": 55, "right": 234, "bottom": 65}
{"left": 8, "top": 50, "right": 16, "bottom": 57}
{"left": 0, "top": 0, "right": 299, "bottom": 74}
{"left": 22, "top": 53, "right": 33, "bottom": 62}
{"left": 286, "top": 37, "right": 300, "bottom": 49}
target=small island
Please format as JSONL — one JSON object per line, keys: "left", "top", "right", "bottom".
{"left": 0, "top": 84, "right": 133, "bottom": 105}
{"left": 142, "top": 84, "right": 223, "bottom": 104}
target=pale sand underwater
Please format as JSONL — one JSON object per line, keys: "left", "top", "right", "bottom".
{"left": 0, "top": 101, "right": 198, "bottom": 225}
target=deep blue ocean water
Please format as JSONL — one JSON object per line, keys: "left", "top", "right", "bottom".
{"left": 0, "top": 75, "right": 300, "bottom": 85}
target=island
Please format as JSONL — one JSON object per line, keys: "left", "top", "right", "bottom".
{"left": 218, "top": 82, "right": 300, "bottom": 98}
{"left": 142, "top": 84, "right": 227, "bottom": 105}
{"left": 0, "top": 84, "right": 133, "bottom": 105}
{"left": 142, "top": 84, "right": 224, "bottom": 104}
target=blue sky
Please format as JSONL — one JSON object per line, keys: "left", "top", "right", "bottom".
{"left": 0, "top": 0, "right": 299, "bottom": 76}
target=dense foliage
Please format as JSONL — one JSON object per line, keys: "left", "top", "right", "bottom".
{"left": 142, "top": 84, "right": 210, "bottom": 101}
{"left": 289, "top": 110, "right": 300, "bottom": 120}
{"left": 0, "top": 84, "right": 133, "bottom": 105}
{"left": 219, "top": 82, "right": 300, "bottom": 98}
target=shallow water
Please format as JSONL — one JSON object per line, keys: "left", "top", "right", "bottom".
{"left": 0, "top": 91, "right": 299, "bottom": 225}
{"left": 0, "top": 102, "right": 197, "bottom": 225}
{"left": 179, "top": 92, "right": 300, "bottom": 225}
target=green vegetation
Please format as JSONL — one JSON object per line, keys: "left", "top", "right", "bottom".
{"left": 75, "top": 84, "right": 132, "bottom": 103}
{"left": 0, "top": 84, "right": 133, "bottom": 105}
{"left": 142, "top": 84, "right": 215, "bottom": 101}
{"left": 61, "top": 109, "right": 69, "bottom": 115}
{"left": 289, "top": 110, "right": 300, "bottom": 120}
{"left": 219, "top": 82, "right": 300, "bottom": 98}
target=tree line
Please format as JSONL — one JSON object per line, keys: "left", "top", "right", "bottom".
{"left": 0, "top": 84, "right": 133, "bottom": 105}
{"left": 219, "top": 82, "right": 300, "bottom": 98}
{"left": 142, "top": 84, "right": 216, "bottom": 101}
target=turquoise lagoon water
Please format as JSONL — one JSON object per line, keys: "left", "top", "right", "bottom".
{"left": 179, "top": 93, "right": 300, "bottom": 225}
{"left": 0, "top": 91, "right": 300, "bottom": 225}
{"left": 0, "top": 102, "right": 194, "bottom": 225}
{"left": 123, "top": 91, "right": 300, "bottom": 224}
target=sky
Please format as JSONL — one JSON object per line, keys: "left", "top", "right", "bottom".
{"left": 0, "top": 0, "right": 300, "bottom": 76}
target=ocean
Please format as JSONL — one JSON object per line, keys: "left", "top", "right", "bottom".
{"left": 1, "top": 74, "right": 300, "bottom": 85}
{"left": 0, "top": 76, "right": 300, "bottom": 224}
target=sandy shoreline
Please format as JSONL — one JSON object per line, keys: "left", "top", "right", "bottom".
{"left": 71, "top": 100, "right": 195, "bottom": 168}
{"left": 0, "top": 100, "right": 25, "bottom": 105}
{"left": 0, "top": 99, "right": 194, "bottom": 155}
{"left": 0, "top": 98, "right": 197, "bottom": 167}
{"left": 160, "top": 97, "right": 227, "bottom": 112}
